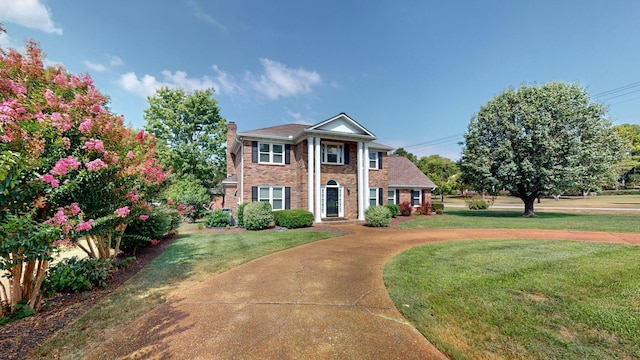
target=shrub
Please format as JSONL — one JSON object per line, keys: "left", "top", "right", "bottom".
{"left": 418, "top": 200, "right": 432, "bottom": 215}
{"left": 243, "top": 202, "right": 274, "bottom": 230}
{"left": 467, "top": 198, "right": 489, "bottom": 210}
{"left": 121, "top": 206, "right": 173, "bottom": 254}
{"left": 432, "top": 203, "right": 444, "bottom": 214}
{"left": 273, "top": 209, "right": 314, "bottom": 229}
{"left": 165, "top": 206, "right": 183, "bottom": 233}
{"left": 163, "top": 174, "right": 210, "bottom": 222}
{"left": 385, "top": 204, "right": 399, "bottom": 218}
{"left": 206, "top": 210, "right": 230, "bottom": 228}
{"left": 399, "top": 201, "right": 413, "bottom": 216}
{"left": 237, "top": 202, "right": 248, "bottom": 228}
{"left": 365, "top": 205, "right": 391, "bottom": 227}
{"left": 43, "top": 257, "right": 112, "bottom": 295}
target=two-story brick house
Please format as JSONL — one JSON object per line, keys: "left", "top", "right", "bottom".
{"left": 222, "top": 113, "right": 435, "bottom": 222}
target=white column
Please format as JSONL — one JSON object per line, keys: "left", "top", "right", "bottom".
{"left": 307, "top": 136, "right": 314, "bottom": 213}
{"left": 314, "top": 137, "right": 322, "bottom": 223}
{"left": 357, "top": 141, "right": 364, "bottom": 220}
{"left": 364, "top": 142, "right": 370, "bottom": 212}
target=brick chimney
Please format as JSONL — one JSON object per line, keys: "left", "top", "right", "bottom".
{"left": 226, "top": 122, "right": 237, "bottom": 177}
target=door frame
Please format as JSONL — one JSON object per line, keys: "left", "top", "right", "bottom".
{"left": 321, "top": 180, "right": 344, "bottom": 218}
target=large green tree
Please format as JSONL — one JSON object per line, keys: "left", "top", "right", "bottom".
{"left": 460, "top": 82, "right": 628, "bottom": 217}
{"left": 416, "top": 155, "right": 460, "bottom": 198}
{"left": 613, "top": 124, "right": 640, "bottom": 188}
{"left": 144, "top": 88, "right": 227, "bottom": 189}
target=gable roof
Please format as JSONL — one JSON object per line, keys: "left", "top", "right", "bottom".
{"left": 234, "top": 113, "right": 378, "bottom": 146}
{"left": 307, "top": 113, "right": 376, "bottom": 137}
{"left": 387, "top": 156, "right": 437, "bottom": 189}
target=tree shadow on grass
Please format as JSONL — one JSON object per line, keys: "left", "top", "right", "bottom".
{"left": 448, "top": 210, "right": 583, "bottom": 219}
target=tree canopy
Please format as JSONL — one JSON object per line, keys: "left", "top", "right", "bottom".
{"left": 144, "top": 88, "right": 227, "bottom": 189}
{"left": 460, "top": 82, "right": 628, "bottom": 217}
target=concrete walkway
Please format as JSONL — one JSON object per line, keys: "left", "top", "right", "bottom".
{"left": 84, "top": 224, "right": 640, "bottom": 359}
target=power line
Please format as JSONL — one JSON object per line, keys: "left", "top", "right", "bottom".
{"left": 592, "top": 81, "right": 640, "bottom": 98}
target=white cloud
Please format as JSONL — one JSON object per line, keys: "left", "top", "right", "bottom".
{"left": 109, "top": 56, "right": 123, "bottom": 67}
{"left": 0, "top": 0, "right": 62, "bottom": 35}
{"left": 285, "top": 108, "right": 314, "bottom": 125}
{"left": 84, "top": 61, "right": 107, "bottom": 72}
{"left": 186, "top": 0, "right": 227, "bottom": 31}
{"left": 212, "top": 65, "right": 242, "bottom": 95}
{"left": 246, "top": 58, "right": 322, "bottom": 100}
{"left": 117, "top": 70, "right": 217, "bottom": 98}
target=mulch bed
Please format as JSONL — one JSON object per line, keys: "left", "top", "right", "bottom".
{"left": 0, "top": 236, "right": 176, "bottom": 360}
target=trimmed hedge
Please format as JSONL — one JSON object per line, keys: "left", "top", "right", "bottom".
{"left": 432, "top": 203, "right": 444, "bottom": 214}
{"left": 467, "top": 198, "right": 489, "bottom": 210}
{"left": 237, "top": 202, "right": 248, "bottom": 228}
{"left": 365, "top": 205, "right": 391, "bottom": 227}
{"left": 385, "top": 204, "right": 399, "bottom": 218}
{"left": 273, "top": 209, "right": 314, "bottom": 229}
{"left": 205, "top": 210, "right": 230, "bottom": 228}
{"left": 243, "top": 201, "right": 274, "bottom": 230}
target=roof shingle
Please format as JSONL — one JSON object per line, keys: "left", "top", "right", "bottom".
{"left": 387, "top": 156, "right": 436, "bottom": 188}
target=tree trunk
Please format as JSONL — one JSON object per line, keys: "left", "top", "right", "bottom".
{"left": 522, "top": 197, "right": 536, "bottom": 217}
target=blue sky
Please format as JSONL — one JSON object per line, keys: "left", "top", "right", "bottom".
{"left": 2, "top": 0, "right": 640, "bottom": 160}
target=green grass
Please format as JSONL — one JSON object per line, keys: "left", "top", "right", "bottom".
{"left": 398, "top": 209, "right": 640, "bottom": 232}
{"left": 35, "top": 228, "right": 337, "bottom": 359}
{"left": 384, "top": 240, "right": 640, "bottom": 360}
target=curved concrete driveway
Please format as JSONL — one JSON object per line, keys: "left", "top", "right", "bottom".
{"left": 86, "top": 224, "right": 640, "bottom": 359}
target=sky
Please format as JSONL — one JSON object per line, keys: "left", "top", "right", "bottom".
{"left": 2, "top": 0, "right": 640, "bottom": 160}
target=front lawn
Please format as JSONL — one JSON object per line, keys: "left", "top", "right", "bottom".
{"left": 35, "top": 228, "right": 337, "bottom": 359}
{"left": 384, "top": 239, "right": 640, "bottom": 359}
{"left": 397, "top": 209, "right": 640, "bottom": 232}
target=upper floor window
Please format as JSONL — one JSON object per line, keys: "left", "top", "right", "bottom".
{"left": 322, "top": 142, "right": 344, "bottom": 165}
{"left": 369, "top": 152, "right": 378, "bottom": 169}
{"left": 259, "top": 142, "right": 284, "bottom": 164}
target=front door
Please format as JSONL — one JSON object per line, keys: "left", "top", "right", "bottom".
{"left": 326, "top": 187, "right": 339, "bottom": 217}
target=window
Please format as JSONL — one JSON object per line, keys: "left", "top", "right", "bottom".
{"left": 258, "top": 142, "right": 284, "bottom": 164}
{"left": 258, "top": 186, "right": 285, "bottom": 210}
{"left": 369, "top": 152, "right": 378, "bottom": 169}
{"left": 369, "top": 188, "right": 379, "bottom": 207}
{"left": 388, "top": 189, "right": 397, "bottom": 205}
{"left": 322, "top": 142, "right": 344, "bottom": 164}
{"left": 411, "top": 189, "right": 422, "bottom": 206}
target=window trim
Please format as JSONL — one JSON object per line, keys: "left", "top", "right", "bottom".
{"left": 369, "top": 152, "right": 378, "bottom": 170}
{"left": 258, "top": 142, "right": 285, "bottom": 165}
{"left": 321, "top": 142, "right": 344, "bottom": 165}
{"left": 369, "top": 187, "right": 379, "bottom": 207}
{"left": 388, "top": 188, "right": 396, "bottom": 205}
{"left": 258, "top": 186, "right": 285, "bottom": 210}
{"left": 411, "top": 189, "right": 422, "bottom": 206}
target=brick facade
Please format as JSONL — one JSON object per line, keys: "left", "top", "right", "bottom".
{"left": 221, "top": 114, "right": 434, "bottom": 222}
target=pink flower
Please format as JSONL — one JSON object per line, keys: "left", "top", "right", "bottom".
{"left": 90, "top": 104, "right": 101, "bottom": 114}
{"left": 68, "top": 202, "right": 82, "bottom": 215}
{"left": 127, "top": 191, "right": 139, "bottom": 202}
{"left": 50, "top": 156, "right": 81, "bottom": 175}
{"left": 83, "top": 138, "right": 105, "bottom": 153}
{"left": 139, "top": 215, "right": 149, "bottom": 221}
{"left": 151, "top": 239, "right": 161, "bottom": 246}
{"left": 44, "top": 89, "right": 56, "bottom": 105}
{"left": 75, "top": 219, "right": 94, "bottom": 232}
{"left": 53, "top": 73, "right": 67, "bottom": 85}
{"left": 78, "top": 118, "right": 92, "bottom": 134}
{"left": 45, "top": 208, "right": 68, "bottom": 226}
{"left": 85, "top": 158, "right": 108, "bottom": 172}
{"left": 114, "top": 206, "right": 130, "bottom": 218}
{"left": 42, "top": 174, "right": 54, "bottom": 183}
{"left": 126, "top": 150, "right": 135, "bottom": 159}
{"left": 51, "top": 179, "right": 60, "bottom": 188}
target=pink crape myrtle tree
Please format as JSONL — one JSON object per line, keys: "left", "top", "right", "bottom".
{"left": 0, "top": 37, "right": 167, "bottom": 316}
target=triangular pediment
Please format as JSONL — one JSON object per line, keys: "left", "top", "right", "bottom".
{"left": 308, "top": 113, "right": 375, "bottom": 137}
